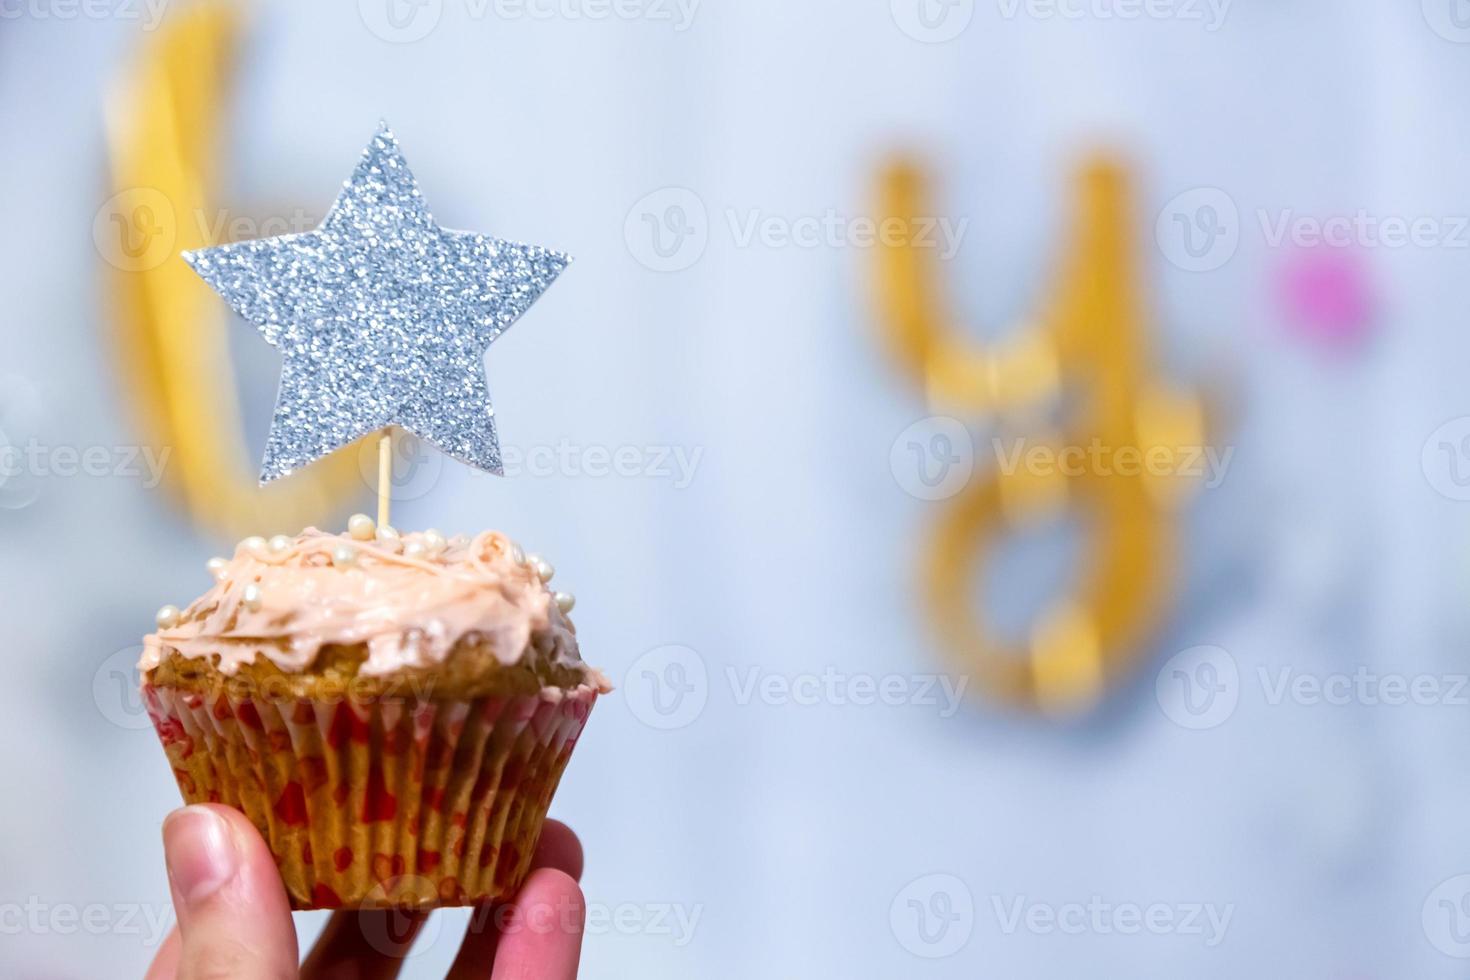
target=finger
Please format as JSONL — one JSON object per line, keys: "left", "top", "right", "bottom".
{"left": 163, "top": 804, "right": 298, "bottom": 980}
{"left": 300, "top": 821, "right": 582, "bottom": 978}
{"left": 299, "top": 909, "right": 429, "bottom": 980}
{"left": 533, "top": 820, "right": 584, "bottom": 882}
{"left": 143, "top": 926, "right": 181, "bottom": 980}
{"left": 446, "top": 901, "right": 507, "bottom": 978}
{"left": 445, "top": 821, "right": 584, "bottom": 978}
{"left": 489, "top": 869, "right": 585, "bottom": 980}
{"left": 446, "top": 871, "right": 584, "bottom": 980}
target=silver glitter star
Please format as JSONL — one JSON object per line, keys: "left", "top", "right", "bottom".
{"left": 183, "top": 123, "right": 570, "bottom": 483}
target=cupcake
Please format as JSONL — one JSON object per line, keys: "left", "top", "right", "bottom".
{"left": 140, "top": 521, "right": 609, "bottom": 910}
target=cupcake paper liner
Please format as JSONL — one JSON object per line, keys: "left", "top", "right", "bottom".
{"left": 143, "top": 682, "right": 595, "bottom": 910}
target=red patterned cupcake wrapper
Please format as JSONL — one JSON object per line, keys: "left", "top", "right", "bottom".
{"left": 143, "top": 682, "right": 595, "bottom": 910}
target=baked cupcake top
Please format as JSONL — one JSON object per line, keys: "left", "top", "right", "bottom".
{"left": 140, "top": 523, "right": 609, "bottom": 694}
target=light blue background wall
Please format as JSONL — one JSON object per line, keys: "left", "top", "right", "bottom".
{"left": 5, "top": 1, "right": 1470, "bottom": 976}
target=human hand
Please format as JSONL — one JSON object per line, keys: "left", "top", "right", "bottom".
{"left": 145, "top": 804, "right": 585, "bottom": 979}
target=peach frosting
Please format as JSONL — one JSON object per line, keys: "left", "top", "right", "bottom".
{"left": 139, "top": 528, "right": 607, "bottom": 690}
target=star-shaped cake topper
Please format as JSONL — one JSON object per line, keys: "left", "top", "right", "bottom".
{"left": 184, "top": 123, "right": 569, "bottom": 483}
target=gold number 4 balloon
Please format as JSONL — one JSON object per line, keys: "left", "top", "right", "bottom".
{"left": 874, "top": 158, "right": 1211, "bottom": 716}
{"left": 102, "top": 4, "right": 365, "bottom": 539}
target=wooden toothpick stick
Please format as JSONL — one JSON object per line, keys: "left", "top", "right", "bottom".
{"left": 377, "top": 428, "right": 392, "bottom": 529}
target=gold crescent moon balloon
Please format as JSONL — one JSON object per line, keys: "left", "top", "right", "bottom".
{"left": 874, "top": 157, "right": 1210, "bottom": 716}
{"left": 102, "top": 3, "right": 366, "bottom": 539}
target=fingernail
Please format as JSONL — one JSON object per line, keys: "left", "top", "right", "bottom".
{"left": 163, "top": 806, "right": 239, "bottom": 905}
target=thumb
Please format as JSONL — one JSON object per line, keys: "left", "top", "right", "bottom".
{"left": 163, "top": 804, "right": 299, "bottom": 979}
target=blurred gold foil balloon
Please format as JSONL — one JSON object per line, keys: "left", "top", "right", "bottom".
{"left": 874, "top": 158, "right": 1209, "bottom": 717}
{"left": 102, "top": 3, "right": 363, "bottom": 539}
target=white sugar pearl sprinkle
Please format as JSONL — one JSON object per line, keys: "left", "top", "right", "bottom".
{"left": 554, "top": 592, "right": 575, "bottom": 613}
{"left": 528, "top": 555, "right": 555, "bottom": 583}
{"left": 242, "top": 584, "right": 263, "bottom": 612}
{"left": 403, "top": 540, "right": 426, "bottom": 560}
{"left": 155, "top": 605, "right": 181, "bottom": 629}
{"left": 268, "top": 534, "right": 292, "bottom": 555}
{"left": 332, "top": 545, "right": 359, "bottom": 568}
{"left": 423, "top": 530, "right": 446, "bottom": 557}
{"left": 240, "top": 536, "right": 267, "bottom": 558}
{"left": 206, "top": 557, "right": 228, "bottom": 579}
{"left": 348, "top": 513, "right": 376, "bottom": 541}
{"left": 509, "top": 543, "right": 526, "bottom": 565}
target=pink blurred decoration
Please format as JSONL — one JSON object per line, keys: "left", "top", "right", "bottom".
{"left": 1276, "top": 247, "right": 1375, "bottom": 348}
